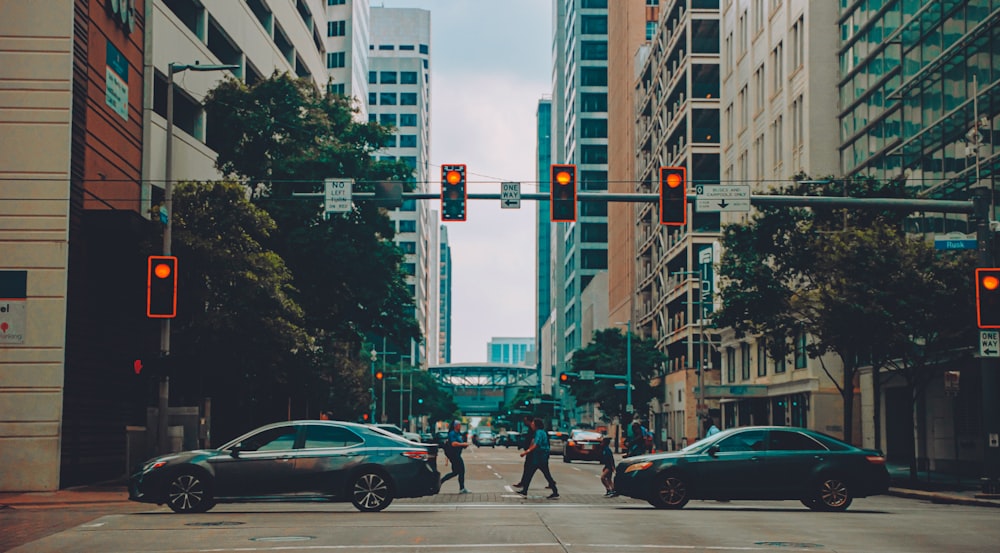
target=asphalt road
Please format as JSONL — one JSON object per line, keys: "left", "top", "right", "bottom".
{"left": 5, "top": 446, "right": 1000, "bottom": 553}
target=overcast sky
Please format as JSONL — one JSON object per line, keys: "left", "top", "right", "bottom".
{"left": 376, "top": 0, "right": 553, "bottom": 363}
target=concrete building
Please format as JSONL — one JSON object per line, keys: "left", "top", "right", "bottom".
{"left": 368, "top": 7, "right": 436, "bottom": 367}
{"left": 439, "top": 224, "right": 452, "bottom": 364}
{"left": 324, "top": 0, "right": 370, "bottom": 115}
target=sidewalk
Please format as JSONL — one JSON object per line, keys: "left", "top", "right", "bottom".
{"left": 886, "top": 463, "right": 1000, "bottom": 508}
{"left": 0, "top": 480, "right": 132, "bottom": 509}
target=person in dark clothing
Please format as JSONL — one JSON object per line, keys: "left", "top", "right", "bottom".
{"left": 512, "top": 415, "right": 534, "bottom": 489}
{"left": 439, "top": 420, "right": 470, "bottom": 493}
{"left": 517, "top": 418, "right": 559, "bottom": 499}
{"left": 600, "top": 436, "right": 617, "bottom": 496}
{"left": 626, "top": 421, "right": 647, "bottom": 457}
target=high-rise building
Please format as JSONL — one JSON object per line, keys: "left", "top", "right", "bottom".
{"left": 439, "top": 225, "right": 452, "bottom": 364}
{"left": 368, "top": 7, "right": 436, "bottom": 367}
{"left": 487, "top": 337, "right": 536, "bottom": 366}
{"left": 536, "top": 98, "right": 553, "bottom": 382}
{"left": 324, "top": 0, "right": 371, "bottom": 116}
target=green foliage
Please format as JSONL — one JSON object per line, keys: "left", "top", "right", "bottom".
{"left": 568, "top": 328, "right": 667, "bottom": 422}
{"left": 714, "top": 174, "right": 977, "bottom": 442}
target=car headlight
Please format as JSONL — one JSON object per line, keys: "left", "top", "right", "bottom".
{"left": 624, "top": 461, "right": 653, "bottom": 474}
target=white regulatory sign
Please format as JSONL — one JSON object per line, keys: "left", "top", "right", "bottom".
{"left": 324, "top": 178, "right": 353, "bottom": 214}
{"left": 981, "top": 330, "right": 999, "bottom": 357}
{"left": 500, "top": 182, "right": 521, "bottom": 209}
{"left": 695, "top": 185, "right": 750, "bottom": 212}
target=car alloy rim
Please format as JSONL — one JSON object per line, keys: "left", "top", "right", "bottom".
{"left": 659, "top": 477, "right": 686, "bottom": 505}
{"left": 168, "top": 474, "right": 204, "bottom": 511}
{"left": 819, "top": 479, "right": 848, "bottom": 507}
{"left": 354, "top": 473, "right": 389, "bottom": 508}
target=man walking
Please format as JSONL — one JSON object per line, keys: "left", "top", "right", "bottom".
{"left": 517, "top": 418, "right": 559, "bottom": 499}
{"left": 440, "top": 420, "right": 470, "bottom": 493}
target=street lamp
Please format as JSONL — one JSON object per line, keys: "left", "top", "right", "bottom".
{"left": 157, "top": 61, "right": 238, "bottom": 455}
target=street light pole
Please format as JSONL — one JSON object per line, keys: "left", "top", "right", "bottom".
{"left": 157, "top": 61, "right": 237, "bottom": 455}
{"left": 369, "top": 347, "right": 377, "bottom": 422}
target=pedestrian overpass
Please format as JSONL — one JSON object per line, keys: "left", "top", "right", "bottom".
{"left": 428, "top": 363, "right": 539, "bottom": 416}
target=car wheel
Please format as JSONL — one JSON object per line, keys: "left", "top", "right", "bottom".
{"left": 811, "top": 475, "right": 853, "bottom": 511}
{"left": 351, "top": 471, "right": 394, "bottom": 512}
{"left": 563, "top": 454, "right": 571, "bottom": 463}
{"left": 165, "top": 469, "right": 214, "bottom": 513}
{"left": 649, "top": 474, "right": 689, "bottom": 509}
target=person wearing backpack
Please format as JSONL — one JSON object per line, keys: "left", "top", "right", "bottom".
{"left": 439, "top": 420, "right": 470, "bottom": 493}
{"left": 516, "top": 418, "right": 559, "bottom": 499}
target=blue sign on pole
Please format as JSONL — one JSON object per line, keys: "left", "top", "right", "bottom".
{"left": 934, "top": 238, "right": 977, "bottom": 250}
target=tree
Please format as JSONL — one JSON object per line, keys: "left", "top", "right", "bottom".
{"left": 714, "top": 175, "right": 976, "bottom": 445}
{"left": 201, "top": 73, "right": 421, "bottom": 421}
{"left": 168, "top": 180, "right": 309, "bottom": 438}
{"left": 566, "top": 328, "right": 667, "bottom": 422}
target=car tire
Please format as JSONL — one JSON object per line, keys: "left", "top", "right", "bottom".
{"left": 165, "top": 469, "right": 215, "bottom": 514}
{"left": 809, "top": 475, "right": 853, "bottom": 512}
{"left": 649, "top": 474, "right": 690, "bottom": 509}
{"left": 563, "top": 454, "right": 571, "bottom": 463}
{"left": 351, "top": 470, "right": 394, "bottom": 512}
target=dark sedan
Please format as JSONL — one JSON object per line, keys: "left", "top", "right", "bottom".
{"left": 614, "top": 426, "right": 889, "bottom": 511}
{"left": 129, "top": 420, "right": 440, "bottom": 513}
{"left": 563, "top": 430, "right": 604, "bottom": 463}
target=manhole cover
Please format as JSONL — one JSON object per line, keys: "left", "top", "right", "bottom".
{"left": 249, "top": 536, "right": 315, "bottom": 543}
{"left": 754, "top": 543, "right": 824, "bottom": 549}
{"left": 185, "top": 521, "right": 245, "bottom": 527}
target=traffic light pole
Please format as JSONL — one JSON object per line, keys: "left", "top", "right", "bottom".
{"left": 974, "top": 186, "right": 1000, "bottom": 493}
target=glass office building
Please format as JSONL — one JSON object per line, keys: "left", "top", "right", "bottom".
{"left": 839, "top": 0, "right": 998, "bottom": 213}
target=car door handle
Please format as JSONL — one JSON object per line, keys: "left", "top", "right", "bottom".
{"left": 278, "top": 455, "right": 294, "bottom": 462}
{"left": 750, "top": 456, "right": 761, "bottom": 462}
{"left": 813, "top": 455, "right": 825, "bottom": 461}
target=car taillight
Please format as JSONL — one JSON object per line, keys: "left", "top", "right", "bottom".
{"left": 865, "top": 455, "right": 886, "bottom": 465}
{"left": 402, "top": 450, "right": 430, "bottom": 461}
{"left": 567, "top": 440, "right": 576, "bottom": 447}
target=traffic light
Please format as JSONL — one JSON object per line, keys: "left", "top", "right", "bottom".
{"left": 147, "top": 256, "right": 178, "bottom": 318}
{"left": 559, "top": 372, "right": 579, "bottom": 385}
{"left": 976, "top": 268, "right": 1000, "bottom": 328}
{"left": 441, "top": 164, "right": 467, "bottom": 221}
{"left": 660, "top": 166, "right": 687, "bottom": 226}
{"left": 375, "top": 370, "right": 384, "bottom": 381}
{"left": 550, "top": 164, "right": 577, "bottom": 222}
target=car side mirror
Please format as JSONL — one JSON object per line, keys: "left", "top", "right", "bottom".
{"left": 230, "top": 444, "right": 244, "bottom": 458}
{"left": 708, "top": 445, "right": 720, "bottom": 457}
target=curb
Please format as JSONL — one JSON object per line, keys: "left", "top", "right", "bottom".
{"left": 887, "top": 487, "right": 1000, "bottom": 508}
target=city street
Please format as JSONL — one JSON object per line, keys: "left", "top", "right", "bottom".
{"left": 4, "top": 446, "right": 1000, "bottom": 553}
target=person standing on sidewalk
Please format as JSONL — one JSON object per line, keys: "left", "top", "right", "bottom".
{"left": 517, "top": 418, "right": 559, "bottom": 499}
{"left": 439, "top": 420, "right": 470, "bottom": 493}
{"left": 600, "top": 436, "right": 617, "bottom": 497}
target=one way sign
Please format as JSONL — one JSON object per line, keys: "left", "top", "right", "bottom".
{"left": 981, "top": 330, "right": 999, "bottom": 357}
{"left": 501, "top": 182, "right": 521, "bottom": 209}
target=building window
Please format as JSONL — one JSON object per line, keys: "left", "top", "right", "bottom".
{"left": 326, "top": 52, "right": 345, "bottom": 68}
{"left": 327, "top": 83, "right": 345, "bottom": 95}
{"left": 379, "top": 92, "right": 397, "bottom": 105}
{"left": 379, "top": 113, "right": 396, "bottom": 126}
{"left": 368, "top": 71, "right": 377, "bottom": 84}
{"left": 738, "top": 10, "right": 747, "bottom": 56}
{"left": 399, "top": 134, "right": 417, "bottom": 148}
{"left": 757, "top": 341, "right": 767, "bottom": 376}
{"left": 726, "top": 347, "right": 736, "bottom": 383}
{"left": 400, "top": 113, "right": 417, "bottom": 127}
{"left": 771, "top": 115, "right": 783, "bottom": 168}
{"left": 400, "top": 71, "right": 418, "bottom": 84}
{"left": 378, "top": 44, "right": 394, "bottom": 50}
{"left": 368, "top": 92, "right": 376, "bottom": 105}
{"left": 419, "top": 44, "right": 428, "bottom": 54}
{"left": 399, "top": 44, "right": 414, "bottom": 51}
{"left": 774, "top": 349, "right": 786, "bottom": 373}
{"left": 380, "top": 71, "right": 396, "bottom": 84}
{"left": 581, "top": 15, "right": 608, "bottom": 35}
{"left": 400, "top": 156, "right": 416, "bottom": 168}
{"left": 741, "top": 343, "right": 751, "bottom": 380}
{"left": 328, "top": 0, "right": 345, "bottom": 5}
{"left": 753, "top": 64, "right": 765, "bottom": 114}
{"left": 401, "top": 263, "right": 415, "bottom": 276}
{"left": 400, "top": 199, "right": 416, "bottom": 212}
{"left": 400, "top": 92, "right": 417, "bottom": 106}
{"left": 794, "top": 329, "right": 807, "bottom": 369}
{"left": 581, "top": 41, "right": 608, "bottom": 61}
{"left": 754, "top": 134, "right": 764, "bottom": 181}
{"left": 738, "top": 85, "right": 748, "bottom": 131}
{"left": 399, "top": 220, "right": 416, "bottom": 233}
{"left": 399, "top": 241, "right": 416, "bottom": 254}
{"left": 725, "top": 33, "right": 733, "bottom": 75}
{"left": 581, "top": 67, "right": 607, "bottom": 86}
{"left": 581, "top": 93, "right": 607, "bottom": 112}
{"left": 792, "top": 95, "right": 804, "bottom": 148}
{"left": 327, "top": 20, "right": 345, "bottom": 37}
{"left": 771, "top": 41, "right": 783, "bottom": 94}
{"left": 646, "top": 21, "right": 657, "bottom": 41}
{"left": 791, "top": 15, "right": 804, "bottom": 70}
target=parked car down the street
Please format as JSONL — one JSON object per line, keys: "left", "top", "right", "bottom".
{"left": 476, "top": 430, "right": 496, "bottom": 447}
{"left": 547, "top": 431, "right": 568, "bottom": 455}
{"left": 128, "top": 420, "right": 440, "bottom": 513}
{"left": 613, "top": 426, "right": 889, "bottom": 511}
{"left": 563, "top": 429, "right": 604, "bottom": 463}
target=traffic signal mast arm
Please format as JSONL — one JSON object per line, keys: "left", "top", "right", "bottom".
{"left": 350, "top": 191, "right": 975, "bottom": 213}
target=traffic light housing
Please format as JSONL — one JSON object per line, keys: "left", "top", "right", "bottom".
{"left": 147, "top": 256, "right": 178, "bottom": 318}
{"left": 660, "top": 166, "right": 687, "bottom": 226}
{"left": 976, "top": 268, "right": 1000, "bottom": 328}
{"left": 441, "top": 164, "right": 467, "bottom": 221}
{"left": 550, "top": 164, "right": 577, "bottom": 222}
{"left": 375, "top": 370, "right": 384, "bottom": 380}
{"left": 559, "top": 372, "right": 579, "bottom": 385}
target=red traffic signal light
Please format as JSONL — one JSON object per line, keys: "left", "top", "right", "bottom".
{"left": 559, "top": 372, "right": 579, "bottom": 385}
{"left": 375, "top": 370, "right": 384, "bottom": 380}
{"left": 660, "top": 167, "right": 687, "bottom": 226}
{"left": 147, "top": 256, "right": 178, "bottom": 318}
{"left": 550, "top": 164, "right": 577, "bottom": 222}
{"left": 441, "top": 164, "right": 467, "bottom": 221}
{"left": 976, "top": 268, "right": 1000, "bottom": 328}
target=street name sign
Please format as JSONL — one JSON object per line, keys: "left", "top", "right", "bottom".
{"left": 695, "top": 185, "right": 750, "bottom": 212}
{"left": 324, "top": 178, "right": 353, "bottom": 214}
{"left": 981, "top": 330, "right": 999, "bottom": 357}
{"left": 500, "top": 182, "right": 521, "bottom": 209}
{"left": 934, "top": 232, "right": 977, "bottom": 251}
